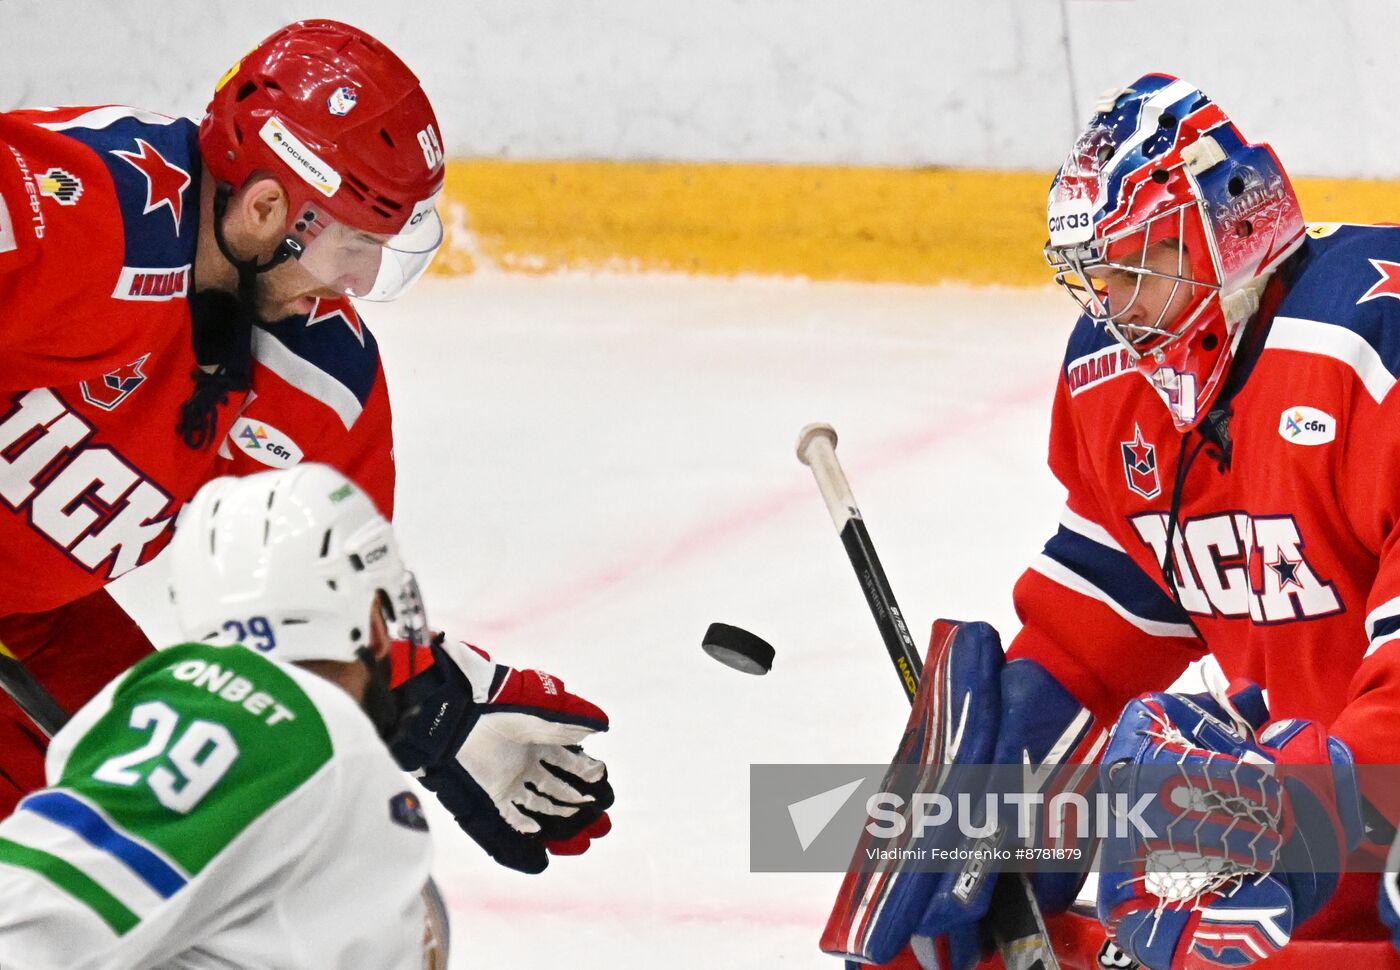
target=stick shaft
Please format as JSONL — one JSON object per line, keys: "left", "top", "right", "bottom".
{"left": 0, "top": 645, "right": 68, "bottom": 739}
{"left": 798, "top": 427, "right": 922, "bottom": 700}
{"left": 838, "top": 518, "right": 921, "bottom": 701}
{"left": 798, "top": 424, "right": 1059, "bottom": 970}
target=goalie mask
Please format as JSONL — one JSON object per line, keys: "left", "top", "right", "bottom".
{"left": 1044, "top": 74, "right": 1305, "bottom": 429}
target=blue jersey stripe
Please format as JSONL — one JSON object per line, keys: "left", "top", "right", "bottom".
{"left": 22, "top": 791, "right": 186, "bottom": 899}
{"left": 1042, "top": 526, "right": 1190, "bottom": 627}
{"left": 1371, "top": 615, "right": 1400, "bottom": 642}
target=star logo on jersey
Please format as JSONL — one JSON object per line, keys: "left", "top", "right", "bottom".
{"left": 1268, "top": 553, "right": 1303, "bottom": 591}
{"left": 1120, "top": 424, "right": 1161, "bottom": 500}
{"left": 1357, "top": 259, "right": 1400, "bottom": 305}
{"left": 111, "top": 139, "right": 191, "bottom": 234}
{"left": 79, "top": 353, "right": 150, "bottom": 411}
{"left": 306, "top": 299, "right": 366, "bottom": 346}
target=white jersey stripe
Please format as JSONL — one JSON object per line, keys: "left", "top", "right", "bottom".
{"left": 1364, "top": 595, "right": 1400, "bottom": 640}
{"left": 1267, "top": 315, "right": 1396, "bottom": 404}
{"left": 1364, "top": 629, "right": 1400, "bottom": 659}
{"left": 2, "top": 809, "right": 165, "bottom": 919}
{"left": 1058, "top": 505, "right": 1126, "bottom": 553}
{"left": 33, "top": 105, "right": 182, "bottom": 132}
{"left": 252, "top": 330, "right": 364, "bottom": 430}
{"left": 1031, "top": 554, "right": 1198, "bottom": 639}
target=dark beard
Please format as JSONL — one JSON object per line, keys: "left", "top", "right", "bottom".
{"left": 181, "top": 182, "right": 304, "bottom": 451}
{"left": 358, "top": 648, "right": 407, "bottom": 744}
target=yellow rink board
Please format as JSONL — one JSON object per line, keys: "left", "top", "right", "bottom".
{"left": 432, "top": 160, "right": 1400, "bottom": 287}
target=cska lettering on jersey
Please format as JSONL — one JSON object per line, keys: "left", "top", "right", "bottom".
{"left": 0, "top": 388, "right": 174, "bottom": 579}
{"left": 1130, "top": 511, "right": 1342, "bottom": 623}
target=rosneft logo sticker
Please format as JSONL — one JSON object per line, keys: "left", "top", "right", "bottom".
{"left": 259, "top": 116, "right": 341, "bottom": 197}
{"left": 34, "top": 168, "right": 83, "bottom": 206}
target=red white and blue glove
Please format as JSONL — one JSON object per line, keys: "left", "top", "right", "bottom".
{"left": 391, "top": 636, "right": 613, "bottom": 874}
{"left": 1098, "top": 681, "right": 1361, "bottom": 970}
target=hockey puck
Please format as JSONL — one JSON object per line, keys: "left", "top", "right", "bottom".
{"left": 702, "top": 623, "right": 775, "bottom": 675}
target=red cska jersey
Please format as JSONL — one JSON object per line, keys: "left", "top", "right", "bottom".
{"left": 0, "top": 105, "right": 396, "bottom": 618}
{"left": 1009, "top": 222, "right": 1400, "bottom": 937}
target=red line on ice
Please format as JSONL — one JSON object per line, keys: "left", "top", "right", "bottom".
{"left": 470, "top": 379, "right": 1051, "bottom": 636}
{"left": 445, "top": 889, "right": 823, "bottom": 929}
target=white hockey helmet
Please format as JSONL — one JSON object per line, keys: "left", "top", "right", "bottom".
{"left": 169, "top": 463, "right": 406, "bottom": 664}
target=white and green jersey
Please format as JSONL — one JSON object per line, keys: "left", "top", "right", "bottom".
{"left": 0, "top": 642, "right": 433, "bottom": 970}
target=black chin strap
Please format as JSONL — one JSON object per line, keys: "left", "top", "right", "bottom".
{"left": 177, "top": 185, "right": 292, "bottom": 451}
{"left": 211, "top": 183, "right": 299, "bottom": 276}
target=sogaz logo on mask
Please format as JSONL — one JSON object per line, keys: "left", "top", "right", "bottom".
{"left": 1278, "top": 406, "right": 1336, "bottom": 446}
{"left": 1047, "top": 199, "right": 1094, "bottom": 247}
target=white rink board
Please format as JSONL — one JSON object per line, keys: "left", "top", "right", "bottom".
{"left": 116, "top": 273, "right": 1085, "bottom": 966}
{"left": 4, "top": 0, "right": 1400, "bottom": 175}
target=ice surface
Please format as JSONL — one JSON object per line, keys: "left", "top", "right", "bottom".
{"left": 113, "top": 272, "right": 1088, "bottom": 967}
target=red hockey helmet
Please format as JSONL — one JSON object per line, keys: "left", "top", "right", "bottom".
{"left": 200, "top": 20, "right": 446, "bottom": 301}
{"left": 1044, "top": 75, "right": 1304, "bottom": 429}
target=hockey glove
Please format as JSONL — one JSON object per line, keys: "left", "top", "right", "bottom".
{"left": 391, "top": 637, "right": 613, "bottom": 874}
{"left": 1098, "top": 681, "right": 1362, "bottom": 970}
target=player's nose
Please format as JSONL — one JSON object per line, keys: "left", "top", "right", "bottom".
{"left": 1105, "top": 276, "right": 1143, "bottom": 323}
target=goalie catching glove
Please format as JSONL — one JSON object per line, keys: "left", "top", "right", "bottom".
{"left": 390, "top": 636, "right": 613, "bottom": 874}
{"left": 1098, "top": 681, "right": 1362, "bottom": 970}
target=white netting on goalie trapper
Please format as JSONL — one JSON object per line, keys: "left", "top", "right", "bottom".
{"left": 1139, "top": 849, "right": 1251, "bottom": 906}
{"left": 1117, "top": 708, "right": 1286, "bottom": 913}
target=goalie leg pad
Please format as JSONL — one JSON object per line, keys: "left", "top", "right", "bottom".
{"left": 820, "top": 619, "right": 1004, "bottom": 965}
{"left": 916, "top": 655, "right": 1104, "bottom": 938}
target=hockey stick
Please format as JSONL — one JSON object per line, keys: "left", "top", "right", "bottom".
{"left": 0, "top": 639, "right": 69, "bottom": 739}
{"left": 797, "top": 422, "right": 1059, "bottom": 970}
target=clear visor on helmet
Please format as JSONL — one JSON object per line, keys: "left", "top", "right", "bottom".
{"left": 289, "top": 194, "right": 444, "bottom": 302}
{"left": 1045, "top": 201, "right": 1219, "bottom": 358}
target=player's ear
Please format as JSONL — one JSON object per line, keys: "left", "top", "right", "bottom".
{"left": 235, "top": 176, "right": 290, "bottom": 248}
{"left": 368, "top": 599, "right": 393, "bottom": 661}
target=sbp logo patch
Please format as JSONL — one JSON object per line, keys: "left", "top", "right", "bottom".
{"left": 1121, "top": 424, "right": 1161, "bottom": 500}
{"left": 80, "top": 354, "right": 150, "bottom": 411}
{"left": 1278, "top": 406, "right": 1336, "bottom": 446}
{"left": 229, "top": 417, "right": 303, "bottom": 469}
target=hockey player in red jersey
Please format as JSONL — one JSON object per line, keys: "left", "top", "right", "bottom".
{"left": 0, "top": 20, "right": 612, "bottom": 873}
{"left": 834, "top": 75, "right": 1400, "bottom": 969}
